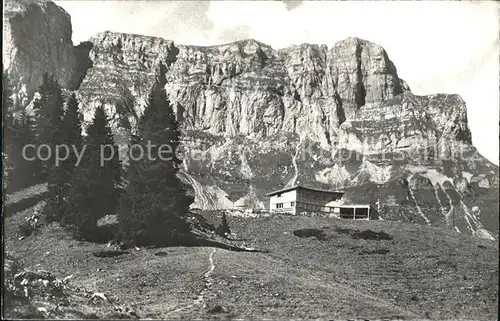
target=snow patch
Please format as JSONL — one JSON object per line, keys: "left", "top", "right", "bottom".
{"left": 406, "top": 174, "right": 431, "bottom": 225}
{"left": 420, "top": 169, "right": 454, "bottom": 186}
{"left": 442, "top": 188, "right": 455, "bottom": 226}
{"left": 239, "top": 151, "right": 254, "bottom": 179}
{"left": 408, "top": 188, "right": 431, "bottom": 225}
{"left": 460, "top": 201, "right": 483, "bottom": 229}
{"left": 462, "top": 171, "right": 473, "bottom": 183}
{"left": 315, "top": 164, "right": 351, "bottom": 187}
{"left": 433, "top": 184, "right": 447, "bottom": 217}
{"left": 180, "top": 171, "right": 233, "bottom": 210}
{"left": 207, "top": 186, "right": 239, "bottom": 209}
{"left": 363, "top": 160, "right": 392, "bottom": 184}
{"left": 233, "top": 185, "right": 265, "bottom": 209}
{"left": 287, "top": 136, "right": 303, "bottom": 187}
{"left": 207, "top": 139, "right": 232, "bottom": 165}
{"left": 475, "top": 228, "right": 496, "bottom": 241}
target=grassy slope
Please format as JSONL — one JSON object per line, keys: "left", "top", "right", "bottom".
{"left": 4, "top": 205, "right": 498, "bottom": 320}
{"left": 203, "top": 214, "right": 498, "bottom": 320}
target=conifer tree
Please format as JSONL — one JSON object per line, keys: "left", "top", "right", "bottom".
{"left": 45, "top": 163, "right": 67, "bottom": 222}
{"left": 66, "top": 106, "right": 121, "bottom": 239}
{"left": 216, "top": 212, "right": 231, "bottom": 237}
{"left": 118, "top": 82, "right": 193, "bottom": 246}
{"left": 3, "top": 72, "right": 41, "bottom": 191}
{"left": 63, "top": 93, "right": 83, "bottom": 155}
{"left": 60, "top": 93, "right": 84, "bottom": 224}
{"left": 86, "top": 106, "right": 121, "bottom": 212}
{"left": 34, "top": 74, "right": 67, "bottom": 222}
{"left": 33, "top": 74, "right": 65, "bottom": 169}
{"left": 10, "top": 111, "right": 40, "bottom": 189}
{"left": 116, "top": 133, "right": 143, "bottom": 241}
{"left": 3, "top": 71, "right": 14, "bottom": 132}
{"left": 61, "top": 94, "right": 83, "bottom": 182}
{"left": 3, "top": 71, "right": 14, "bottom": 190}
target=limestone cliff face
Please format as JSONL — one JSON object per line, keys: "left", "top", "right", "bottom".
{"left": 279, "top": 38, "right": 409, "bottom": 119}
{"left": 75, "top": 32, "right": 412, "bottom": 149}
{"left": 338, "top": 92, "right": 473, "bottom": 158}
{"left": 3, "top": 0, "right": 76, "bottom": 109}
{"left": 76, "top": 32, "right": 471, "bottom": 162}
{"left": 75, "top": 31, "right": 179, "bottom": 136}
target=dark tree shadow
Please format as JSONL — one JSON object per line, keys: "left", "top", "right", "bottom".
{"left": 4, "top": 193, "right": 48, "bottom": 217}
{"left": 95, "top": 215, "right": 268, "bottom": 253}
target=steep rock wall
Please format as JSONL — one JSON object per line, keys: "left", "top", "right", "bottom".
{"left": 75, "top": 32, "right": 415, "bottom": 150}
{"left": 3, "top": 0, "right": 77, "bottom": 109}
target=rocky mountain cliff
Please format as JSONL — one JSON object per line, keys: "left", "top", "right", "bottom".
{"left": 3, "top": 0, "right": 498, "bottom": 239}
{"left": 3, "top": 0, "right": 77, "bottom": 108}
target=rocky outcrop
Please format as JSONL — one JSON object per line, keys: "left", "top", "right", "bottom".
{"left": 279, "top": 38, "right": 409, "bottom": 118}
{"left": 3, "top": 0, "right": 77, "bottom": 109}
{"left": 338, "top": 92, "right": 473, "bottom": 160}
{"left": 75, "top": 31, "right": 179, "bottom": 133}
{"left": 75, "top": 32, "right": 411, "bottom": 149}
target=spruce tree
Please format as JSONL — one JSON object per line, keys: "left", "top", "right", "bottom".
{"left": 66, "top": 106, "right": 121, "bottom": 240}
{"left": 86, "top": 106, "right": 121, "bottom": 214}
{"left": 3, "top": 71, "right": 14, "bottom": 191}
{"left": 61, "top": 94, "right": 83, "bottom": 183}
{"left": 116, "top": 133, "right": 143, "bottom": 242}
{"left": 60, "top": 93, "right": 84, "bottom": 224}
{"left": 45, "top": 162, "right": 67, "bottom": 222}
{"left": 62, "top": 93, "right": 83, "bottom": 158}
{"left": 34, "top": 74, "right": 67, "bottom": 222}
{"left": 216, "top": 212, "right": 231, "bottom": 237}
{"left": 10, "top": 111, "right": 40, "bottom": 189}
{"left": 2, "top": 71, "right": 14, "bottom": 131}
{"left": 33, "top": 73, "right": 66, "bottom": 179}
{"left": 3, "top": 72, "right": 41, "bottom": 191}
{"left": 118, "top": 82, "right": 193, "bottom": 247}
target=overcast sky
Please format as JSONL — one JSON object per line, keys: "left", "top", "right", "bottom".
{"left": 56, "top": 0, "right": 499, "bottom": 164}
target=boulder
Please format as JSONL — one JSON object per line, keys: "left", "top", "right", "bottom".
{"left": 478, "top": 178, "right": 491, "bottom": 189}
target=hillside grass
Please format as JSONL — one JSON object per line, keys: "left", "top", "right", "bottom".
{"left": 4, "top": 203, "right": 498, "bottom": 320}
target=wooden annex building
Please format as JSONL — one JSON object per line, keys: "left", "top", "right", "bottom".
{"left": 266, "top": 185, "right": 379, "bottom": 220}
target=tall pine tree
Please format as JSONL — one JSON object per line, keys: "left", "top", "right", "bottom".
{"left": 10, "top": 111, "right": 41, "bottom": 190}
{"left": 118, "top": 82, "right": 193, "bottom": 247}
{"left": 61, "top": 94, "right": 83, "bottom": 182}
{"left": 66, "top": 106, "right": 121, "bottom": 240}
{"left": 115, "top": 132, "right": 143, "bottom": 241}
{"left": 34, "top": 74, "right": 67, "bottom": 221}
{"left": 33, "top": 74, "right": 65, "bottom": 171}
{"left": 60, "top": 93, "right": 84, "bottom": 224}
{"left": 3, "top": 71, "right": 14, "bottom": 191}
{"left": 3, "top": 71, "right": 14, "bottom": 131}
{"left": 3, "top": 71, "right": 41, "bottom": 191}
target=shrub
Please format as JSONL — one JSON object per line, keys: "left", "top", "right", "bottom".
{"left": 17, "top": 214, "right": 41, "bottom": 238}
{"left": 17, "top": 221, "right": 34, "bottom": 238}
{"left": 351, "top": 229, "right": 393, "bottom": 241}
{"left": 293, "top": 228, "right": 327, "bottom": 240}
{"left": 216, "top": 212, "right": 231, "bottom": 237}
